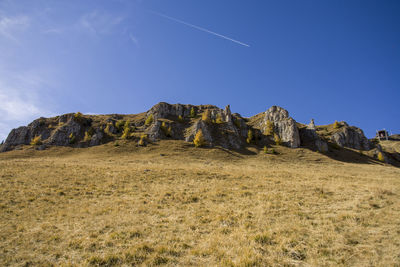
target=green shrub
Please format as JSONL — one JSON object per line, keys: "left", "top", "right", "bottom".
{"left": 178, "top": 115, "right": 184, "bottom": 122}
{"left": 264, "top": 146, "right": 268, "bottom": 154}
{"left": 145, "top": 114, "right": 154, "bottom": 126}
{"left": 264, "top": 120, "right": 274, "bottom": 136}
{"left": 190, "top": 107, "right": 196, "bottom": 118}
{"left": 30, "top": 135, "right": 42, "bottom": 146}
{"left": 246, "top": 129, "right": 253, "bottom": 144}
{"left": 194, "top": 129, "right": 205, "bottom": 147}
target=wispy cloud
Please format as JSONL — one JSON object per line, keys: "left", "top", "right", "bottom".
{"left": 77, "top": 10, "right": 124, "bottom": 35}
{"left": 0, "top": 15, "right": 29, "bottom": 43}
{"left": 0, "top": 69, "right": 55, "bottom": 141}
{"left": 129, "top": 33, "right": 139, "bottom": 47}
{"left": 149, "top": 10, "right": 250, "bottom": 47}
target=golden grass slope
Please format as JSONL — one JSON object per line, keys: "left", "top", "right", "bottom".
{"left": 1, "top": 140, "right": 400, "bottom": 266}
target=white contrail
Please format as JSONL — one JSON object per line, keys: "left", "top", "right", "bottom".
{"left": 149, "top": 10, "right": 250, "bottom": 47}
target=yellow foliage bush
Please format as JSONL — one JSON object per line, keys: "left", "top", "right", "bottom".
{"left": 246, "top": 129, "right": 253, "bottom": 144}
{"left": 194, "top": 129, "right": 205, "bottom": 147}
{"left": 145, "top": 114, "right": 154, "bottom": 126}
{"left": 202, "top": 110, "right": 211, "bottom": 123}
{"left": 84, "top": 131, "right": 92, "bottom": 142}
{"left": 333, "top": 120, "right": 340, "bottom": 129}
{"left": 178, "top": 115, "right": 184, "bottom": 122}
{"left": 30, "top": 135, "right": 42, "bottom": 146}
{"left": 69, "top": 133, "right": 76, "bottom": 144}
{"left": 378, "top": 152, "right": 385, "bottom": 162}
{"left": 116, "top": 120, "right": 125, "bottom": 131}
{"left": 190, "top": 108, "right": 196, "bottom": 118}
{"left": 138, "top": 134, "right": 147, "bottom": 146}
{"left": 274, "top": 133, "right": 282, "bottom": 146}
{"left": 215, "top": 114, "right": 223, "bottom": 124}
{"left": 105, "top": 123, "right": 113, "bottom": 135}
{"left": 264, "top": 120, "right": 274, "bottom": 136}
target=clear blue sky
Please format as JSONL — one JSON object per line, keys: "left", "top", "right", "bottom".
{"left": 0, "top": 0, "right": 399, "bottom": 140}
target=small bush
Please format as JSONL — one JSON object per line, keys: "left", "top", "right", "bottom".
{"left": 178, "top": 115, "right": 184, "bottom": 122}
{"left": 264, "top": 146, "right": 268, "bottom": 154}
{"left": 333, "top": 120, "right": 340, "bottom": 129}
{"left": 215, "top": 113, "right": 223, "bottom": 124}
{"left": 115, "top": 120, "right": 125, "bottom": 131}
{"left": 121, "top": 127, "right": 130, "bottom": 139}
{"left": 202, "top": 109, "right": 211, "bottom": 123}
{"left": 190, "top": 107, "right": 196, "bottom": 118}
{"left": 378, "top": 152, "right": 385, "bottom": 162}
{"left": 264, "top": 120, "right": 274, "bottom": 136}
{"left": 69, "top": 133, "right": 76, "bottom": 144}
{"left": 30, "top": 135, "right": 42, "bottom": 146}
{"left": 138, "top": 134, "right": 147, "bottom": 146}
{"left": 246, "top": 129, "right": 253, "bottom": 144}
{"left": 74, "top": 112, "right": 83, "bottom": 122}
{"left": 161, "top": 122, "right": 172, "bottom": 137}
{"left": 274, "top": 133, "right": 282, "bottom": 145}
{"left": 105, "top": 123, "right": 113, "bottom": 135}
{"left": 194, "top": 129, "right": 205, "bottom": 147}
{"left": 145, "top": 114, "right": 154, "bottom": 126}
{"left": 84, "top": 131, "right": 92, "bottom": 142}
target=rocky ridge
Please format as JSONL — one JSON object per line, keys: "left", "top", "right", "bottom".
{"left": 0, "top": 102, "right": 395, "bottom": 165}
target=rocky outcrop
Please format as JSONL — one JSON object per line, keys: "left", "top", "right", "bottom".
{"left": 331, "top": 126, "right": 370, "bottom": 151}
{"left": 299, "top": 120, "right": 328, "bottom": 152}
{"left": 259, "top": 106, "right": 300, "bottom": 148}
{"left": 1, "top": 102, "right": 382, "bottom": 157}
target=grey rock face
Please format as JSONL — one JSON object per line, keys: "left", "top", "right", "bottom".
{"left": 299, "top": 127, "right": 328, "bottom": 152}
{"left": 331, "top": 126, "right": 370, "bottom": 150}
{"left": 90, "top": 130, "right": 104, "bottom": 146}
{"left": 260, "top": 106, "right": 300, "bottom": 148}
{"left": 48, "top": 119, "right": 82, "bottom": 146}
{"left": 147, "top": 102, "right": 198, "bottom": 120}
{"left": 185, "top": 120, "right": 213, "bottom": 145}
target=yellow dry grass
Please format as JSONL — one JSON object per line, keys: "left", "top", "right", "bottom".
{"left": 0, "top": 140, "right": 400, "bottom": 266}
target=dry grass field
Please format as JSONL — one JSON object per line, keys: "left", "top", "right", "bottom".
{"left": 1, "top": 140, "right": 400, "bottom": 266}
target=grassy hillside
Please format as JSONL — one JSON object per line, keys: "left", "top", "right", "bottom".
{"left": 1, "top": 141, "right": 400, "bottom": 266}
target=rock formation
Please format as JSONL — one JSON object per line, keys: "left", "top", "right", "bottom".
{"left": 1, "top": 102, "right": 395, "bottom": 167}
{"left": 257, "top": 106, "right": 301, "bottom": 148}
{"left": 330, "top": 126, "right": 370, "bottom": 151}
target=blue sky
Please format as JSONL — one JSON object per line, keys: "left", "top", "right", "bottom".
{"left": 0, "top": 0, "right": 399, "bottom": 140}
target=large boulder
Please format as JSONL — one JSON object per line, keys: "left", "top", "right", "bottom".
{"left": 331, "top": 126, "right": 370, "bottom": 150}
{"left": 259, "top": 106, "right": 300, "bottom": 148}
